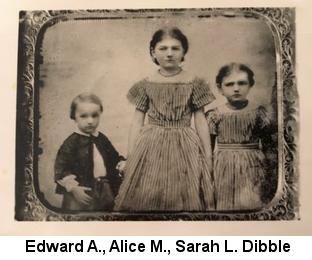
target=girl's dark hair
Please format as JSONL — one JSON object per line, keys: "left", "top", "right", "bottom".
{"left": 149, "top": 27, "right": 189, "bottom": 65}
{"left": 216, "top": 63, "right": 255, "bottom": 87}
{"left": 70, "top": 92, "right": 103, "bottom": 120}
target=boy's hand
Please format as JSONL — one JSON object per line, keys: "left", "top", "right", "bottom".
{"left": 116, "top": 161, "right": 126, "bottom": 173}
{"left": 71, "top": 186, "right": 92, "bottom": 205}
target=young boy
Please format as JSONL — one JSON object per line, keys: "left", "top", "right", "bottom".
{"left": 54, "top": 93, "right": 125, "bottom": 211}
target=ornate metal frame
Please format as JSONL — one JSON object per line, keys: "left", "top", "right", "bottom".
{"left": 15, "top": 8, "right": 298, "bottom": 221}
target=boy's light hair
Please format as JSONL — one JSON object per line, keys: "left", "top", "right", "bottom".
{"left": 70, "top": 92, "right": 103, "bottom": 120}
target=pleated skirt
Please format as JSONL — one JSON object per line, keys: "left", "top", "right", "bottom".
{"left": 214, "top": 148, "right": 266, "bottom": 211}
{"left": 114, "top": 124, "right": 215, "bottom": 212}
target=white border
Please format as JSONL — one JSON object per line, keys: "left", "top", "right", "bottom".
{"left": 1, "top": 0, "right": 311, "bottom": 235}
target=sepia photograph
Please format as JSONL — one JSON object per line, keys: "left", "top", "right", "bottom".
{"left": 15, "top": 8, "right": 297, "bottom": 221}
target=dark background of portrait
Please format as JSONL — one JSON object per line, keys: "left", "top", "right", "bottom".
{"left": 37, "top": 15, "right": 276, "bottom": 208}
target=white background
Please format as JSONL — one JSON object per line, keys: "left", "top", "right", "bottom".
{"left": 0, "top": 236, "right": 310, "bottom": 259}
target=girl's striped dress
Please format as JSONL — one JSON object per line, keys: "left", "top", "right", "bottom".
{"left": 206, "top": 105, "right": 271, "bottom": 211}
{"left": 114, "top": 77, "right": 215, "bottom": 212}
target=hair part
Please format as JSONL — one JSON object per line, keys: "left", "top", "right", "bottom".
{"left": 216, "top": 63, "right": 255, "bottom": 88}
{"left": 149, "top": 27, "right": 189, "bottom": 65}
{"left": 70, "top": 92, "right": 103, "bottom": 120}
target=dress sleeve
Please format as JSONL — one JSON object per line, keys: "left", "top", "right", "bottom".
{"left": 205, "top": 108, "right": 218, "bottom": 135}
{"left": 127, "top": 80, "right": 149, "bottom": 113}
{"left": 191, "top": 78, "right": 215, "bottom": 111}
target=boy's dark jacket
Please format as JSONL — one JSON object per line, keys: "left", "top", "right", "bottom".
{"left": 54, "top": 132, "right": 124, "bottom": 196}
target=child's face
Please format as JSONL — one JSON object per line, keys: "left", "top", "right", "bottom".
{"left": 74, "top": 102, "right": 101, "bottom": 135}
{"left": 151, "top": 36, "right": 184, "bottom": 70}
{"left": 218, "top": 70, "right": 251, "bottom": 104}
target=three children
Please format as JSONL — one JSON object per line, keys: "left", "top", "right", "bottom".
{"left": 54, "top": 50, "right": 274, "bottom": 212}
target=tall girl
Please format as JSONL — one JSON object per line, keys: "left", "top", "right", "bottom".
{"left": 114, "top": 27, "right": 216, "bottom": 211}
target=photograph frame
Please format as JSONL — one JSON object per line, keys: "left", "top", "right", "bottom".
{"left": 15, "top": 7, "right": 298, "bottom": 221}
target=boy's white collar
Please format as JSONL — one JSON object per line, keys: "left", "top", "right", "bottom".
{"left": 75, "top": 128, "right": 99, "bottom": 137}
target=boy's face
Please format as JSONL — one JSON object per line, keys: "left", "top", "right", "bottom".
{"left": 75, "top": 102, "right": 101, "bottom": 135}
{"left": 218, "top": 70, "right": 251, "bottom": 104}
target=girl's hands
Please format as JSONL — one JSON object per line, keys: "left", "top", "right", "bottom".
{"left": 71, "top": 186, "right": 92, "bottom": 205}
